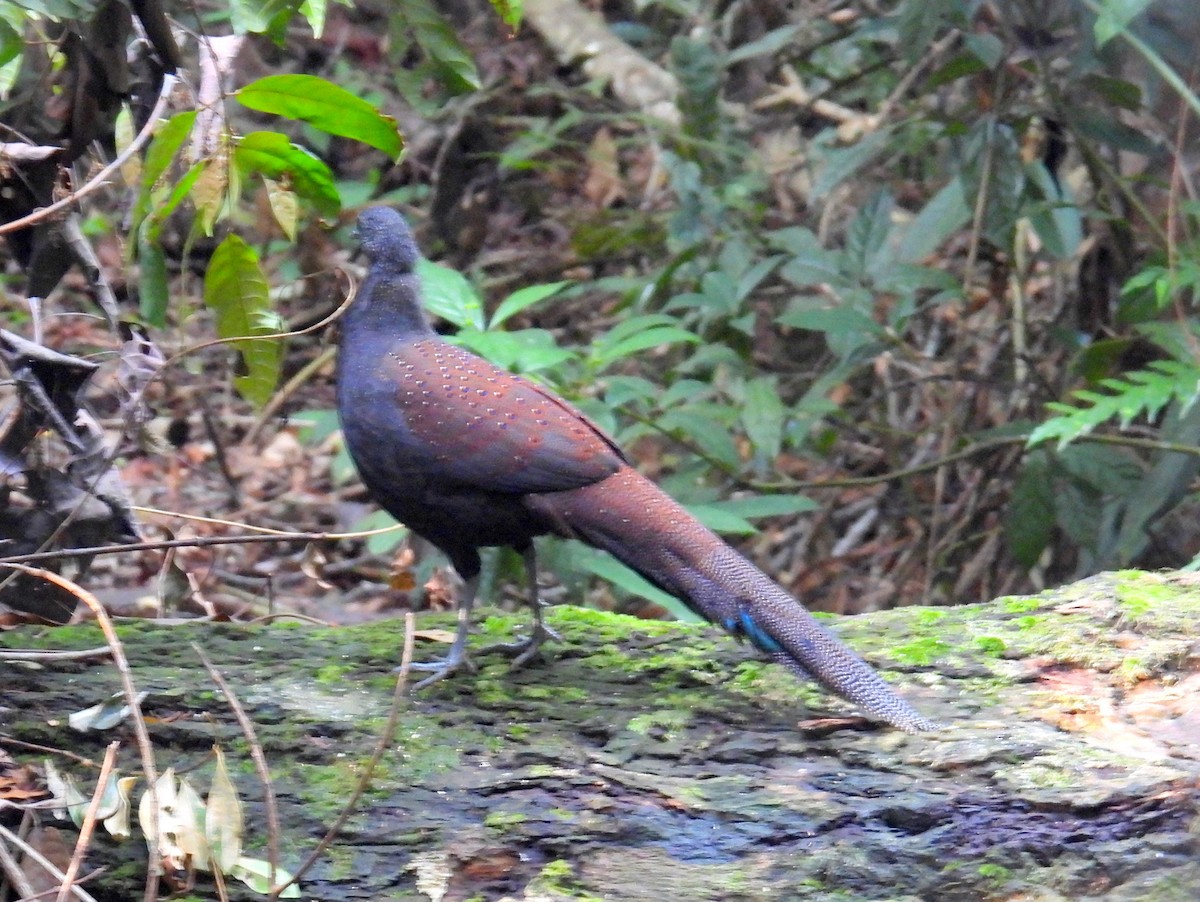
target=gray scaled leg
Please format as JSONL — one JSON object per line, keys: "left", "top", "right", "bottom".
{"left": 481, "top": 546, "right": 560, "bottom": 668}
{"left": 411, "top": 574, "right": 479, "bottom": 689}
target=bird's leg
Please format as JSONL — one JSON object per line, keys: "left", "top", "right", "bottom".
{"left": 410, "top": 575, "right": 479, "bottom": 689}
{"left": 481, "top": 546, "right": 560, "bottom": 668}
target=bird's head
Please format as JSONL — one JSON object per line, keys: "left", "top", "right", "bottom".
{"left": 355, "top": 206, "right": 419, "bottom": 273}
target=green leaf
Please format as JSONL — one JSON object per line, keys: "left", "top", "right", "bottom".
{"left": 137, "top": 224, "right": 169, "bottom": 327}
{"left": 592, "top": 326, "right": 700, "bottom": 368}
{"left": 414, "top": 258, "right": 485, "bottom": 330}
{"left": 233, "top": 131, "right": 340, "bottom": 217}
{"left": 709, "top": 494, "right": 818, "bottom": 518}
{"left": 398, "top": 0, "right": 481, "bottom": 92}
{"left": 895, "top": 178, "right": 970, "bottom": 264}
{"left": 203, "top": 234, "right": 283, "bottom": 407}
{"left": 237, "top": 75, "right": 404, "bottom": 158}
{"left": 299, "top": 0, "right": 327, "bottom": 37}
{"left": 229, "top": 0, "right": 299, "bottom": 37}
{"left": 686, "top": 503, "right": 758, "bottom": 535}
{"left": 964, "top": 32, "right": 1003, "bottom": 69}
{"left": 774, "top": 227, "right": 844, "bottom": 287}
{"left": 660, "top": 407, "right": 740, "bottom": 467}
{"left": 724, "top": 23, "right": 804, "bottom": 66}
{"left": 741, "top": 376, "right": 785, "bottom": 461}
{"left": 1094, "top": 0, "right": 1154, "bottom": 48}
{"left": 1028, "top": 360, "right": 1200, "bottom": 449}
{"left": 0, "top": 16, "right": 21, "bottom": 68}
{"left": 487, "top": 0, "right": 522, "bottom": 28}
{"left": 811, "top": 128, "right": 893, "bottom": 199}
{"left": 1006, "top": 453, "right": 1056, "bottom": 567}
{"left": 451, "top": 328, "right": 574, "bottom": 374}
{"left": 489, "top": 281, "right": 570, "bottom": 329}
{"left": 131, "top": 111, "right": 197, "bottom": 236}
{"left": 572, "top": 547, "right": 701, "bottom": 622}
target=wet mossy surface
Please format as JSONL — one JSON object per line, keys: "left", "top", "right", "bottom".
{"left": 3, "top": 570, "right": 1200, "bottom": 899}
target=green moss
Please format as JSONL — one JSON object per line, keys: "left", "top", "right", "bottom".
{"left": 915, "top": 608, "right": 947, "bottom": 627}
{"left": 1001, "top": 596, "right": 1044, "bottom": 614}
{"left": 978, "top": 862, "right": 1011, "bottom": 880}
{"left": 526, "top": 858, "right": 603, "bottom": 901}
{"left": 483, "top": 810, "right": 528, "bottom": 831}
{"left": 973, "top": 636, "right": 1006, "bottom": 656}
{"left": 626, "top": 708, "right": 693, "bottom": 736}
{"left": 890, "top": 637, "right": 950, "bottom": 666}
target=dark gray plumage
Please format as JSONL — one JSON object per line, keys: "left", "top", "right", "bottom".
{"left": 336, "top": 206, "right": 937, "bottom": 732}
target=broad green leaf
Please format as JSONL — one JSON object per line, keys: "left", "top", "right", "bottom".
{"left": 1093, "top": 0, "right": 1153, "bottom": 48}
{"left": 1024, "top": 162, "right": 1083, "bottom": 260}
{"left": 415, "top": 258, "right": 485, "bottom": 330}
{"left": 811, "top": 128, "right": 893, "bottom": 199}
{"left": 687, "top": 503, "right": 758, "bottom": 535}
{"left": 723, "top": 22, "right": 803, "bottom": 65}
{"left": 1006, "top": 454, "right": 1056, "bottom": 567}
{"left": 299, "top": 0, "right": 327, "bottom": 37}
{"left": 660, "top": 407, "right": 740, "bottom": 467}
{"left": 398, "top": 0, "right": 481, "bottom": 92}
{"left": 777, "top": 306, "right": 883, "bottom": 336}
{"left": 709, "top": 494, "right": 818, "bottom": 518}
{"left": 602, "top": 375, "right": 660, "bottom": 408}
{"left": 131, "top": 111, "right": 196, "bottom": 235}
{"left": 233, "top": 131, "right": 340, "bottom": 217}
{"left": 204, "top": 234, "right": 282, "bottom": 407}
{"left": 229, "top": 0, "right": 298, "bottom": 37}
{"left": 775, "top": 227, "right": 844, "bottom": 287}
{"left": 489, "top": 281, "right": 570, "bottom": 329}
{"left": 452, "top": 327, "right": 574, "bottom": 374}
{"left": 237, "top": 75, "right": 403, "bottom": 158}
{"left": 137, "top": 224, "right": 169, "bottom": 326}
{"left": 592, "top": 326, "right": 699, "bottom": 368}
{"left": 0, "top": 17, "right": 21, "bottom": 68}
{"left": 741, "top": 376, "right": 785, "bottom": 461}
{"left": 572, "top": 546, "right": 700, "bottom": 621}
{"left": 964, "top": 32, "right": 1003, "bottom": 69}
{"left": 896, "top": 178, "right": 970, "bottom": 264}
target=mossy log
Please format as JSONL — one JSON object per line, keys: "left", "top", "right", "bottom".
{"left": 3, "top": 570, "right": 1200, "bottom": 900}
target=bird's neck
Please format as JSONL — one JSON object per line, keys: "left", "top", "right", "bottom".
{"left": 343, "top": 271, "right": 434, "bottom": 343}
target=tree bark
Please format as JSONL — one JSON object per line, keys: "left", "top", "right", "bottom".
{"left": 3, "top": 570, "right": 1199, "bottom": 900}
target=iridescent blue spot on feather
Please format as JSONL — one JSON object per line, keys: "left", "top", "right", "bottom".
{"left": 738, "top": 611, "right": 782, "bottom": 653}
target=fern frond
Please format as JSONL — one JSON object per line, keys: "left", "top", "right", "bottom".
{"left": 1028, "top": 360, "right": 1200, "bottom": 449}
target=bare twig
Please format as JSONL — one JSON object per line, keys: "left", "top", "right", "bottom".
{"left": 56, "top": 742, "right": 119, "bottom": 902}
{"left": 270, "top": 612, "right": 415, "bottom": 898}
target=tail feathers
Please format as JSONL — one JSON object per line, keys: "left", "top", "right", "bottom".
{"left": 536, "top": 468, "right": 937, "bottom": 732}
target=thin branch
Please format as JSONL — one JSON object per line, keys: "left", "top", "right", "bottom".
{"left": 56, "top": 742, "right": 119, "bottom": 902}
{"left": 270, "top": 612, "right": 415, "bottom": 898}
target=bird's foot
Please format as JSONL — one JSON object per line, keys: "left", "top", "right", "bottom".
{"left": 407, "top": 650, "right": 478, "bottom": 690}
{"left": 480, "top": 622, "right": 561, "bottom": 669}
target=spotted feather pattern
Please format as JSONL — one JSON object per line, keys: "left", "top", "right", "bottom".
{"left": 337, "top": 206, "right": 937, "bottom": 732}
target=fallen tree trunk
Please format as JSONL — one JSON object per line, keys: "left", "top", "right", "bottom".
{"left": 2, "top": 569, "right": 1199, "bottom": 900}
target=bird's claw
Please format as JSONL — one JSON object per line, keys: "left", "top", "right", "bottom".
{"left": 407, "top": 651, "right": 477, "bottom": 689}
{"left": 480, "top": 623, "right": 561, "bottom": 669}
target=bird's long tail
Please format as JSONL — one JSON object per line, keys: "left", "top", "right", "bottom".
{"left": 531, "top": 467, "right": 936, "bottom": 732}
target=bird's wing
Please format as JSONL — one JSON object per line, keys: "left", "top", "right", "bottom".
{"left": 380, "top": 338, "right": 627, "bottom": 495}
